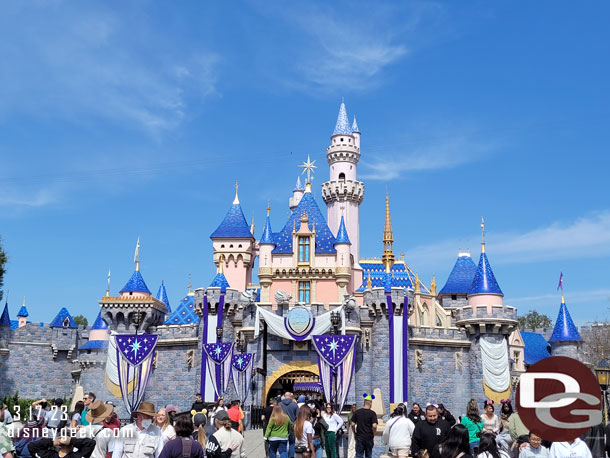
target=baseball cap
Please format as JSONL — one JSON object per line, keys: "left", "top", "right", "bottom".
{"left": 215, "top": 410, "right": 230, "bottom": 421}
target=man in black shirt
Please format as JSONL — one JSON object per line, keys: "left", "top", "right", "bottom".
{"left": 191, "top": 393, "right": 206, "bottom": 412}
{"left": 411, "top": 405, "right": 450, "bottom": 455}
{"left": 352, "top": 395, "right": 378, "bottom": 458}
{"left": 261, "top": 398, "right": 278, "bottom": 457}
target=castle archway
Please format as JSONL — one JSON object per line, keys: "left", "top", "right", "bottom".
{"left": 264, "top": 361, "right": 319, "bottom": 403}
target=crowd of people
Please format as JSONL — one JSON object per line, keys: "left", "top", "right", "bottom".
{"left": 0, "top": 393, "right": 608, "bottom": 458}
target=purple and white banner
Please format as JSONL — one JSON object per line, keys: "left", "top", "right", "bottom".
{"left": 200, "top": 295, "right": 225, "bottom": 401}
{"left": 312, "top": 334, "right": 357, "bottom": 412}
{"left": 388, "top": 295, "right": 409, "bottom": 404}
{"left": 115, "top": 333, "right": 158, "bottom": 416}
{"left": 231, "top": 352, "right": 253, "bottom": 403}
{"left": 203, "top": 341, "right": 234, "bottom": 398}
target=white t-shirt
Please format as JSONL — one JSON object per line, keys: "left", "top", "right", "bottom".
{"left": 296, "top": 421, "right": 314, "bottom": 446}
{"left": 322, "top": 413, "right": 344, "bottom": 433}
{"left": 160, "top": 425, "right": 176, "bottom": 444}
{"left": 548, "top": 440, "right": 592, "bottom": 458}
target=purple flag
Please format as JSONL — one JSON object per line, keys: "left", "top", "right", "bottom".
{"left": 312, "top": 335, "right": 356, "bottom": 367}
{"left": 203, "top": 342, "right": 233, "bottom": 364}
{"left": 231, "top": 353, "right": 253, "bottom": 372}
{"left": 557, "top": 272, "right": 563, "bottom": 291}
{"left": 116, "top": 334, "right": 158, "bottom": 366}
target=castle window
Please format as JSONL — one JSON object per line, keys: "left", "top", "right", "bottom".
{"left": 63, "top": 317, "right": 70, "bottom": 328}
{"left": 451, "top": 295, "right": 457, "bottom": 301}
{"left": 299, "top": 281, "right": 311, "bottom": 303}
{"left": 298, "top": 236, "right": 310, "bottom": 263}
{"left": 340, "top": 138, "right": 344, "bottom": 142}
{"left": 221, "top": 244, "right": 225, "bottom": 248}
{"left": 338, "top": 173, "right": 345, "bottom": 182}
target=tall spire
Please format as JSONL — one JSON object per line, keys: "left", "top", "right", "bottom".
{"left": 334, "top": 216, "right": 351, "bottom": 245}
{"left": 106, "top": 269, "right": 111, "bottom": 297}
{"left": 549, "top": 293, "right": 582, "bottom": 343}
{"left": 382, "top": 194, "right": 395, "bottom": 272}
{"left": 250, "top": 214, "right": 255, "bottom": 236}
{"left": 333, "top": 99, "right": 352, "bottom": 135}
{"left": 233, "top": 180, "right": 240, "bottom": 205}
{"left": 298, "top": 155, "right": 317, "bottom": 185}
{"left": 352, "top": 116, "right": 360, "bottom": 133}
{"left": 260, "top": 202, "right": 274, "bottom": 245}
{"left": 295, "top": 176, "right": 304, "bottom": 191}
{"left": 366, "top": 271, "right": 372, "bottom": 290}
{"left": 134, "top": 237, "right": 141, "bottom": 271}
{"left": 481, "top": 217, "right": 486, "bottom": 254}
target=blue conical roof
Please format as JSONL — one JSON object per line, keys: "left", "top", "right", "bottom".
{"left": 91, "top": 311, "right": 108, "bottom": 330}
{"left": 156, "top": 282, "right": 171, "bottom": 313}
{"left": 0, "top": 303, "right": 10, "bottom": 326}
{"left": 209, "top": 272, "right": 230, "bottom": 292}
{"left": 260, "top": 214, "right": 274, "bottom": 245}
{"left": 50, "top": 307, "right": 77, "bottom": 328}
{"left": 549, "top": 299, "right": 582, "bottom": 343}
{"left": 333, "top": 101, "right": 352, "bottom": 136}
{"left": 352, "top": 116, "right": 360, "bottom": 133}
{"left": 164, "top": 294, "right": 200, "bottom": 325}
{"left": 334, "top": 216, "right": 351, "bottom": 245}
{"left": 439, "top": 254, "right": 477, "bottom": 295}
{"left": 210, "top": 202, "right": 254, "bottom": 239}
{"left": 17, "top": 305, "right": 29, "bottom": 317}
{"left": 120, "top": 270, "right": 151, "bottom": 294}
{"left": 468, "top": 252, "right": 503, "bottom": 295}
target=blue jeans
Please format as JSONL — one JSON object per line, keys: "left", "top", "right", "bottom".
{"left": 270, "top": 440, "right": 288, "bottom": 458}
{"left": 470, "top": 441, "right": 480, "bottom": 456}
{"left": 355, "top": 439, "right": 374, "bottom": 458}
{"left": 288, "top": 432, "right": 295, "bottom": 458}
{"left": 313, "top": 438, "right": 323, "bottom": 458}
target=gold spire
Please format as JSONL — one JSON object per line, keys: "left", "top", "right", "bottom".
{"left": 382, "top": 194, "right": 395, "bottom": 272}
{"left": 561, "top": 292, "right": 565, "bottom": 304}
{"left": 366, "top": 271, "right": 372, "bottom": 289}
{"left": 218, "top": 255, "right": 224, "bottom": 274}
{"left": 481, "top": 217, "right": 486, "bottom": 254}
{"left": 233, "top": 180, "right": 240, "bottom": 205}
{"left": 188, "top": 272, "right": 192, "bottom": 293}
{"left": 414, "top": 272, "right": 421, "bottom": 293}
{"left": 22, "top": 296, "right": 26, "bottom": 306}
{"left": 267, "top": 200, "right": 271, "bottom": 217}
{"left": 134, "top": 237, "right": 141, "bottom": 271}
{"left": 106, "top": 269, "right": 111, "bottom": 297}
{"left": 430, "top": 275, "right": 437, "bottom": 296}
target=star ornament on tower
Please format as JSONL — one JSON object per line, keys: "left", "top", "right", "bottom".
{"left": 299, "top": 155, "right": 317, "bottom": 184}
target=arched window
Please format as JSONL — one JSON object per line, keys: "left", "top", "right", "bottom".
{"left": 298, "top": 236, "right": 310, "bottom": 263}
{"left": 338, "top": 173, "right": 345, "bottom": 182}
{"left": 421, "top": 304, "right": 429, "bottom": 326}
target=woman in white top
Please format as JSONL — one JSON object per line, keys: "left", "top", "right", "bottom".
{"left": 210, "top": 398, "right": 227, "bottom": 424}
{"left": 294, "top": 407, "right": 315, "bottom": 458}
{"left": 321, "top": 404, "right": 343, "bottom": 458}
{"left": 481, "top": 401, "right": 501, "bottom": 434}
{"left": 71, "top": 401, "right": 84, "bottom": 428}
{"left": 156, "top": 408, "right": 176, "bottom": 444}
{"left": 382, "top": 404, "right": 415, "bottom": 457}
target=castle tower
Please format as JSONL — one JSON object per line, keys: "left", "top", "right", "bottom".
{"left": 0, "top": 300, "right": 11, "bottom": 353}
{"left": 100, "top": 239, "right": 167, "bottom": 332}
{"left": 334, "top": 216, "right": 352, "bottom": 299}
{"left": 156, "top": 281, "right": 171, "bottom": 320}
{"left": 17, "top": 297, "right": 29, "bottom": 328}
{"left": 210, "top": 182, "right": 255, "bottom": 292}
{"left": 258, "top": 204, "right": 275, "bottom": 302}
{"left": 467, "top": 218, "right": 503, "bottom": 307}
{"left": 438, "top": 251, "right": 477, "bottom": 308}
{"left": 382, "top": 194, "right": 395, "bottom": 273}
{"left": 548, "top": 293, "right": 582, "bottom": 358}
{"left": 289, "top": 177, "right": 305, "bottom": 211}
{"left": 321, "top": 100, "right": 365, "bottom": 266}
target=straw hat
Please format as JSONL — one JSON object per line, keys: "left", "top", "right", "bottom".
{"left": 132, "top": 401, "right": 157, "bottom": 418}
{"left": 85, "top": 400, "right": 114, "bottom": 424}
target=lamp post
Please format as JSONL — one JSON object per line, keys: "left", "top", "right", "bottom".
{"left": 216, "top": 326, "right": 224, "bottom": 341}
{"left": 331, "top": 311, "right": 341, "bottom": 335}
{"left": 595, "top": 359, "right": 609, "bottom": 425}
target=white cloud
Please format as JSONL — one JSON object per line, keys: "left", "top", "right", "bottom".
{"left": 0, "top": 3, "right": 219, "bottom": 133}
{"left": 405, "top": 211, "right": 610, "bottom": 270}
{"left": 0, "top": 188, "right": 57, "bottom": 208}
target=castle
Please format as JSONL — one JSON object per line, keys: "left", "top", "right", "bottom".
{"left": 0, "top": 101, "right": 584, "bottom": 419}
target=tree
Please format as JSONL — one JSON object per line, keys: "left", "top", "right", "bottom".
{"left": 0, "top": 237, "right": 6, "bottom": 303}
{"left": 518, "top": 310, "right": 553, "bottom": 332}
{"left": 73, "top": 315, "right": 88, "bottom": 327}
{"left": 580, "top": 320, "right": 610, "bottom": 366}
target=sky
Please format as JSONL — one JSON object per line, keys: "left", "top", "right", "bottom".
{"left": 1, "top": 0, "right": 609, "bottom": 326}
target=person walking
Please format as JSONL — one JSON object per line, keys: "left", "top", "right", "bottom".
{"left": 280, "top": 393, "right": 299, "bottom": 458}
{"left": 158, "top": 415, "right": 204, "bottom": 458}
{"left": 205, "top": 411, "right": 242, "bottom": 458}
{"left": 352, "top": 395, "right": 378, "bottom": 458}
{"left": 321, "top": 404, "right": 343, "bottom": 458}
{"left": 460, "top": 400, "right": 484, "bottom": 455}
{"left": 112, "top": 402, "right": 164, "bottom": 458}
{"left": 156, "top": 408, "right": 176, "bottom": 444}
{"left": 347, "top": 404, "right": 357, "bottom": 458}
{"left": 382, "top": 404, "right": 415, "bottom": 457}
{"left": 264, "top": 406, "right": 292, "bottom": 458}
{"left": 408, "top": 404, "right": 425, "bottom": 425}
{"left": 431, "top": 424, "right": 473, "bottom": 458}
{"left": 411, "top": 405, "right": 450, "bottom": 456}
{"left": 262, "top": 398, "right": 279, "bottom": 457}
{"left": 294, "top": 408, "right": 314, "bottom": 458}
{"left": 437, "top": 405, "right": 456, "bottom": 427}
{"left": 309, "top": 402, "right": 327, "bottom": 458}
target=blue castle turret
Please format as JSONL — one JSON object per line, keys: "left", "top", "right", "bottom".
{"left": 549, "top": 294, "right": 582, "bottom": 359}
{"left": 438, "top": 251, "right": 477, "bottom": 307}
{"left": 156, "top": 282, "right": 171, "bottom": 314}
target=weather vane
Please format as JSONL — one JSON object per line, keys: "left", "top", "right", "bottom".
{"left": 298, "top": 155, "right": 317, "bottom": 184}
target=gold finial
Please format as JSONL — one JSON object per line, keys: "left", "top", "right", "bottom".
{"left": 430, "top": 275, "right": 437, "bottom": 296}
{"left": 218, "top": 255, "right": 224, "bottom": 274}
{"left": 106, "top": 269, "right": 111, "bottom": 297}
{"left": 414, "top": 273, "right": 421, "bottom": 293}
{"left": 188, "top": 272, "right": 192, "bottom": 292}
{"left": 134, "top": 237, "right": 141, "bottom": 271}
{"left": 382, "top": 194, "right": 395, "bottom": 272}
{"left": 266, "top": 200, "right": 271, "bottom": 217}
{"left": 366, "top": 271, "right": 372, "bottom": 290}
{"left": 481, "top": 217, "right": 486, "bottom": 254}
{"left": 233, "top": 180, "right": 240, "bottom": 204}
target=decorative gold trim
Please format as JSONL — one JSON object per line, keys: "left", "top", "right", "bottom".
{"left": 264, "top": 361, "right": 319, "bottom": 401}
{"left": 483, "top": 381, "right": 511, "bottom": 404}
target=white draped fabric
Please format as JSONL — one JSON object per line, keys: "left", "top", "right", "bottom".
{"left": 392, "top": 314, "right": 405, "bottom": 403}
{"left": 203, "top": 315, "right": 222, "bottom": 401}
{"left": 254, "top": 305, "right": 344, "bottom": 340}
{"left": 480, "top": 336, "right": 510, "bottom": 392}
{"left": 106, "top": 332, "right": 134, "bottom": 385}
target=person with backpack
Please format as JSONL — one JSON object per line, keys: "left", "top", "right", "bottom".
{"left": 158, "top": 415, "right": 204, "bottom": 458}
{"left": 461, "top": 400, "right": 484, "bottom": 455}
{"left": 383, "top": 404, "right": 415, "bottom": 457}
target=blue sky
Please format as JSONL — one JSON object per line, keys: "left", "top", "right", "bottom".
{"left": 1, "top": 0, "right": 609, "bottom": 326}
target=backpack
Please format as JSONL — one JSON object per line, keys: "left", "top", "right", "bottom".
{"left": 181, "top": 438, "right": 193, "bottom": 458}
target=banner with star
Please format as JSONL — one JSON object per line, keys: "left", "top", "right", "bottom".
{"left": 203, "top": 342, "right": 234, "bottom": 398}
{"left": 115, "top": 334, "right": 158, "bottom": 416}
{"left": 312, "top": 334, "right": 357, "bottom": 412}
{"left": 231, "top": 352, "right": 253, "bottom": 403}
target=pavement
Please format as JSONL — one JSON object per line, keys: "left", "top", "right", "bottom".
{"left": 243, "top": 429, "right": 266, "bottom": 458}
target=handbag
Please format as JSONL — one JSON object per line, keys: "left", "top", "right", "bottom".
{"left": 295, "top": 445, "right": 309, "bottom": 453}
